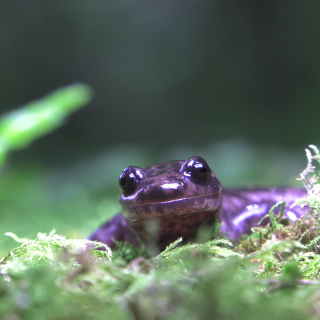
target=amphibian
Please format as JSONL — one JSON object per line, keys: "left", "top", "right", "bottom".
{"left": 89, "top": 156, "right": 307, "bottom": 251}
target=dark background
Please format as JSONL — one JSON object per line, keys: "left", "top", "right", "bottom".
{"left": 1, "top": 1, "right": 320, "bottom": 166}
{"left": 1, "top": 1, "right": 320, "bottom": 255}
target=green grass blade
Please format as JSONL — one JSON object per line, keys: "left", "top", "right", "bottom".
{"left": 0, "top": 83, "right": 93, "bottom": 166}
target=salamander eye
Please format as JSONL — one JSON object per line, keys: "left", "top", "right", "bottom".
{"left": 180, "top": 156, "right": 211, "bottom": 184}
{"left": 119, "top": 166, "right": 146, "bottom": 196}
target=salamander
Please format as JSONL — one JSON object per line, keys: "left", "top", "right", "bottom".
{"left": 88, "top": 156, "right": 308, "bottom": 251}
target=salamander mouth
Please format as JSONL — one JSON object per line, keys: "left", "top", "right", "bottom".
{"left": 121, "top": 193, "right": 222, "bottom": 220}
{"left": 124, "top": 192, "right": 220, "bottom": 206}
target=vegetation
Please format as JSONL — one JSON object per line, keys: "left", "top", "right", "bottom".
{"left": 0, "top": 83, "right": 92, "bottom": 167}
{"left": 1, "top": 88, "right": 320, "bottom": 319}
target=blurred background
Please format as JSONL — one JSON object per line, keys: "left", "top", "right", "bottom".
{"left": 1, "top": 1, "right": 319, "bottom": 254}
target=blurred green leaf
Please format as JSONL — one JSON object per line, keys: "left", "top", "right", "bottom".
{"left": 0, "top": 83, "right": 92, "bottom": 167}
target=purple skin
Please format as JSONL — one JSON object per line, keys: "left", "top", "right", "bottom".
{"left": 88, "top": 156, "right": 308, "bottom": 251}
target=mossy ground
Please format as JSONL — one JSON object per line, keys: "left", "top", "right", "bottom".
{"left": 1, "top": 88, "right": 320, "bottom": 319}
{"left": 1, "top": 147, "right": 320, "bottom": 320}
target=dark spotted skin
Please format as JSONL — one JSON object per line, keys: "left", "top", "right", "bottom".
{"left": 88, "top": 158, "right": 308, "bottom": 252}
